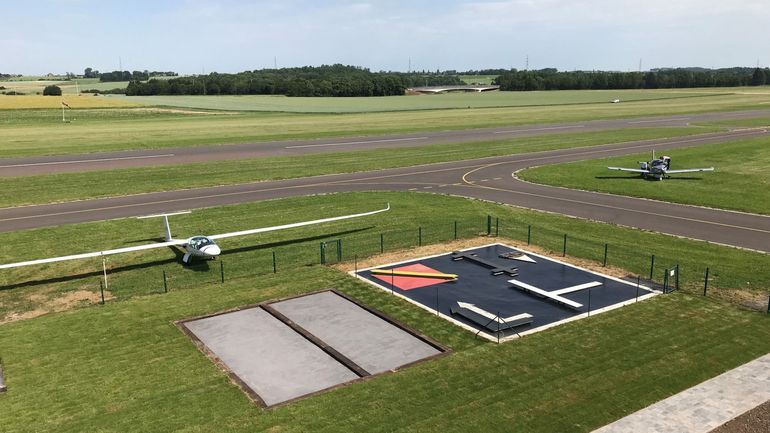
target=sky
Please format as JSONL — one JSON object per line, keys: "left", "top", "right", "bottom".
{"left": 3, "top": 0, "right": 770, "bottom": 75}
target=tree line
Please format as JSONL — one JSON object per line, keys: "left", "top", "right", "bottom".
{"left": 125, "top": 64, "right": 465, "bottom": 97}
{"left": 83, "top": 67, "right": 178, "bottom": 82}
{"left": 494, "top": 67, "right": 769, "bottom": 90}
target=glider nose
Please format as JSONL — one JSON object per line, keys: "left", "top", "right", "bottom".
{"left": 201, "top": 244, "right": 221, "bottom": 257}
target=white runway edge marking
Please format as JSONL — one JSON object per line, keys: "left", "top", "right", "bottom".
{"left": 0, "top": 154, "right": 175, "bottom": 168}
{"left": 494, "top": 125, "right": 585, "bottom": 134}
{"left": 285, "top": 136, "right": 428, "bottom": 149}
{"left": 627, "top": 117, "right": 691, "bottom": 124}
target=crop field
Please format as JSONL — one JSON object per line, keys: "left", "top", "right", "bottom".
{"left": 115, "top": 89, "right": 723, "bottom": 113}
{"left": 0, "top": 127, "right": 719, "bottom": 207}
{"left": 518, "top": 135, "right": 770, "bottom": 214}
{"left": 0, "top": 78, "right": 130, "bottom": 96}
{"left": 0, "top": 192, "right": 768, "bottom": 432}
{"left": 2, "top": 90, "right": 770, "bottom": 157}
{"left": 0, "top": 95, "right": 141, "bottom": 110}
{"left": 458, "top": 74, "right": 499, "bottom": 85}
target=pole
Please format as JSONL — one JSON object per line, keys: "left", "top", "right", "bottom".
{"left": 703, "top": 267, "right": 709, "bottom": 296}
{"left": 354, "top": 255, "right": 358, "bottom": 276}
{"left": 99, "top": 280, "right": 105, "bottom": 305}
{"left": 454, "top": 221, "right": 457, "bottom": 240}
{"left": 562, "top": 234, "right": 567, "bottom": 257}
{"left": 495, "top": 217, "right": 499, "bottom": 237}
{"left": 649, "top": 255, "right": 655, "bottom": 280}
{"left": 663, "top": 268, "right": 669, "bottom": 293}
{"left": 272, "top": 251, "right": 277, "bottom": 273}
{"left": 487, "top": 215, "right": 492, "bottom": 236}
{"left": 320, "top": 242, "right": 325, "bottom": 264}
{"left": 636, "top": 275, "right": 640, "bottom": 302}
{"left": 162, "top": 270, "right": 168, "bottom": 293}
{"left": 587, "top": 288, "right": 592, "bottom": 317}
{"left": 527, "top": 225, "right": 531, "bottom": 245}
{"left": 418, "top": 227, "right": 422, "bottom": 247}
{"left": 766, "top": 295, "right": 770, "bottom": 314}
{"left": 337, "top": 239, "right": 342, "bottom": 262}
{"left": 101, "top": 255, "right": 108, "bottom": 290}
{"left": 380, "top": 234, "right": 384, "bottom": 254}
{"left": 390, "top": 268, "right": 394, "bottom": 295}
{"left": 603, "top": 243, "right": 608, "bottom": 267}
{"left": 220, "top": 261, "right": 225, "bottom": 283}
{"left": 675, "top": 264, "right": 680, "bottom": 291}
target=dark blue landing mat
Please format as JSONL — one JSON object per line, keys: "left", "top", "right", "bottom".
{"left": 357, "top": 244, "right": 652, "bottom": 338}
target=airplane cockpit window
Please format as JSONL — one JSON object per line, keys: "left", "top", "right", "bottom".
{"left": 189, "top": 236, "right": 214, "bottom": 249}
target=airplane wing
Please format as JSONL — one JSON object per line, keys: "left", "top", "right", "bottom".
{"left": 209, "top": 204, "right": 390, "bottom": 240}
{"left": 665, "top": 167, "right": 715, "bottom": 174}
{"left": 0, "top": 239, "right": 186, "bottom": 270}
{"left": 607, "top": 167, "right": 649, "bottom": 174}
{"left": 0, "top": 204, "right": 390, "bottom": 270}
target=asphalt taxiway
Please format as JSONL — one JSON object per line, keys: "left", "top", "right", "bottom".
{"left": 2, "top": 125, "right": 768, "bottom": 252}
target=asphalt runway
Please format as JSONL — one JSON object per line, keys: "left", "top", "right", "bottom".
{"left": 2, "top": 109, "right": 769, "bottom": 177}
{"left": 2, "top": 126, "right": 769, "bottom": 252}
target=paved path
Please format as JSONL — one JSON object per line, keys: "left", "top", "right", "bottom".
{"left": 593, "top": 353, "right": 770, "bottom": 433}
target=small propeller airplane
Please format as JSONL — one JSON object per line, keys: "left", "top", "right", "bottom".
{"left": 607, "top": 151, "right": 714, "bottom": 180}
{"left": 0, "top": 204, "right": 390, "bottom": 270}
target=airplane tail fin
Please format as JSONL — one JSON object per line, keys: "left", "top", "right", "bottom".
{"left": 137, "top": 211, "right": 192, "bottom": 241}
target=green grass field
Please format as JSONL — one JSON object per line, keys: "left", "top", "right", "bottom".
{"left": 0, "top": 241, "right": 767, "bottom": 432}
{"left": 2, "top": 90, "right": 769, "bottom": 157}
{"left": 114, "top": 89, "right": 721, "bottom": 113}
{"left": 457, "top": 74, "right": 498, "bottom": 85}
{"left": 1, "top": 192, "right": 768, "bottom": 322}
{"left": 518, "top": 136, "right": 770, "bottom": 214}
{"left": 0, "top": 127, "right": 718, "bottom": 208}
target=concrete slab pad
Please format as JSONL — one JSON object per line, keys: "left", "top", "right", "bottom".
{"left": 271, "top": 291, "right": 442, "bottom": 374}
{"left": 183, "top": 307, "right": 358, "bottom": 407}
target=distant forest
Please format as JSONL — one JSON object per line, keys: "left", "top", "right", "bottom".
{"left": 494, "top": 67, "right": 769, "bottom": 90}
{"left": 125, "top": 65, "right": 464, "bottom": 97}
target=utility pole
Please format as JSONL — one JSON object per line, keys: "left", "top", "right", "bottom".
{"left": 274, "top": 56, "right": 277, "bottom": 69}
{"left": 639, "top": 58, "right": 642, "bottom": 72}
{"left": 119, "top": 56, "right": 122, "bottom": 71}
{"left": 408, "top": 57, "right": 411, "bottom": 73}
{"left": 525, "top": 55, "right": 529, "bottom": 71}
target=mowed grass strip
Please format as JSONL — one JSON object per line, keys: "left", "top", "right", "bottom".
{"left": 1, "top": 192, "right": 767, "bottom": 322}
{"left": 518, "top": 136, "right": 770, "bottom": 214}
{"left": 1, "top": 91, "right": 768, "bottom": 157}
{"left": 0, "top": 127, "right": 718, "bottom": 207}
{"left": 114, "top": 89, "right": 718, "bottom": 113}
{"left": 0, "top": 262, "right": 767, "bottom": 433}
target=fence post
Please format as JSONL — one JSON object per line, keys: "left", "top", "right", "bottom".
{"left": 663, "top": 268, "right": 669, "bottom": 293}
{"left": 703, "top": 267, "right": 709, "bottom": 296}
{"left": 486, "top": 215, "right": 492, "bottom": 236}
{"left": 766, "top": 295, "right": 770, "bottom": 314}
{"left": 454, "top": 221, "right": 458, "bottom": 240}
{"left": 636, "top": 275, "right": 640, "bottom": 302}
{"left": 418, "top": 227, "right": 422, "bottom": 246}
{"left": 603, "top": 243, "right": 608, "bottom": 267}
{"left": 320, "top": 242, "right": 326, "bottom": 264}
{"left": 354, "top": 255, "right": 357, "bottom": 275}
{"left": 675, "top": 264, "right": 680, "bottom": 291}
{"left": 220, "top": 261, "right": 225, "bottom": 283}
{"left": 380, "top": 234, "right": 384, "bottom": 254}
{"left": 587, "top": 288, "right": 592, "bottom": 317}
{"left": 272, "top": 251, "right": 277, "bottom": 273}
{"left": 99, "top": 280, "right": 106, "bottom": 305}
{"left": 649, "top": 255, "right": 655, "bottom": 280}
{"left": 495, "top": 217, "right": 499, "bottom": 237}
{"left": 163, "top": 270, "right": 168, "bottom": 293}
{"left": 337, "top": 239, "right": 342, "bottom": 262}
{"left": 562, "top": 234, "right": 567, "bottom": 257}
{"left": 527, "top": 225, "right": 532, "bottom": 245}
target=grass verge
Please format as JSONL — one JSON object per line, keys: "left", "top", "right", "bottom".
{"left": 1, "top": 91, "right": 768, "bottom": 157}
{"left": 0, "top": 255, "right": 767, "bottom": 432}
{"left": 518, "top": 136, "right": 770, "bottom": 214}
{"left": 0, "top": 127, "right": 718, "bottom": 207}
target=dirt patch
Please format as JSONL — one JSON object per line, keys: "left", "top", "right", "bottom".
{"left": 1, "top": 289, "right": 114, "bottom": 325}
{"left": 709, "top": 400, "right": 770, "bottom": 433}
